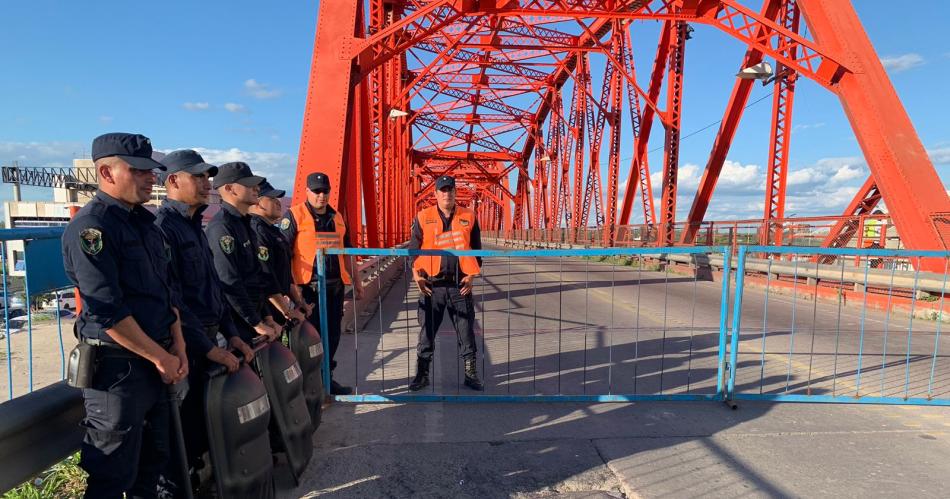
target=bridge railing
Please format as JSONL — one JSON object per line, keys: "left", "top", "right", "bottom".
{"left": 320, "top": 246, "right": 734, "bottom": 402}
{"left": 0, "top": 227, "right": 84, "bottom": 493}
{"left": 487, "top": 214, "right": 895, "bottom": 251}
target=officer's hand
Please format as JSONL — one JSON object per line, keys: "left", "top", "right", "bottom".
{"left": 285, "top": 308, "right": 305, "bottom": 324}
{"left": 460, "top": 275, "right": 476, "bottom": 296}
{"left": 354, "top": 284, "right": 365, "bottom": 301}
{"left": 264, "top": 316, "right": 282, "bottom": 335}
{"left": 207, "top": 346, "right": 240, "bottom": 373}
{"left": 156, "top": 354, "right": 182, "bottom": 384}
{"left": 299, "top": 301, "right": 314, "bottom": 317}
{"left": 254, "top": 322, "right": 279, "bottom": 342}
{"left": 414, "top": 274, "right": 432, "bottom": 297}
{"left": 172, "top": 342, "right": 189, "bottom": 380}
{"left": 230, "top": 336, "right": 255, "bottom": 363}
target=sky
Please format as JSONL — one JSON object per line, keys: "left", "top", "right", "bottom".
{"left": 0, "top": 0, "right": 947, "bottom": 224}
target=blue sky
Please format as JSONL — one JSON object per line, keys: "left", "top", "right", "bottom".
{"left": 0, "top": 0, "right": 947, "bottom": 223}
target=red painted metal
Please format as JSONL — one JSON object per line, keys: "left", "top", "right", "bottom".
{"left": 659, "top": 21, "right": 687, "bottom": 247}
{"left": 293, "top": 0, "right": 947, "bottom": 272}
{"left": 761, "top": 0, "right": 799, "bottom": 246}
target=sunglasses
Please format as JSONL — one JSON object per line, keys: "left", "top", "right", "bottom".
{"left": 311, "top": 188, "right": 330, "bottom": 195}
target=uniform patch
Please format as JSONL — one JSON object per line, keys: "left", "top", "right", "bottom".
{"left": 257, "top": 246, "right": 270, "bottom": 262}
{"left": 219, "top": 235, "right": 235, "bottom": 254}
{"left": 459, "top": 219, "right": 470, "bottom": 226}
{"left": 79, "top": 228, "right": 103, "bottom": 256}
{"left": 279, "top": 218, "right": 291, "bottom": 230}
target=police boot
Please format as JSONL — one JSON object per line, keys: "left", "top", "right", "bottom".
{"left": 409, "top": 357, "right": 430, "bottom": 392}
{"left": 330, "top": 378, "right": 353, "bottom": 395}
{"left": 463, "top": 358, "right": 484, "bottom": 391}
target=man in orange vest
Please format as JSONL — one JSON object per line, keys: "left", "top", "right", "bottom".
{"left": 280, "top": 172, "right": 363, "bottom": 395}
{"left": 409, "top": 175, "right": 483, "bottom": 391}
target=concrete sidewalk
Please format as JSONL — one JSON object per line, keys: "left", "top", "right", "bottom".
{"left": 280, "top": 400, "right": 950, "bottom": 498}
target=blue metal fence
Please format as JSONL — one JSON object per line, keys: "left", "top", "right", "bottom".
{"left": 728, "top": 246, "right": 950, "bottom": 406}
{"left": 0, "top": 227, "right": 73, "bottom": 400}
{"left": 319, "top": 246, "right": 733, "bottom": 403}
{"left": 2, "top": 226, "right": 947, "bottom": 408}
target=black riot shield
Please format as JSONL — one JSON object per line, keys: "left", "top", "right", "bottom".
{"left": 254, "top": 341, "right": 314, "bottom": 484}
{"left": 287, "top": 320, "right": 325, "bottom": 429}
{"left": 204, "top": 364, "right": 274, "bottom": 499}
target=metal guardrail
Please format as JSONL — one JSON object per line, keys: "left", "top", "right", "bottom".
{"left": 0, "top": 382, "right": 84, "bottom": 492}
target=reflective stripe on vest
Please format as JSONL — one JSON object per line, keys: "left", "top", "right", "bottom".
{"left": 412, "top": 205, "right": 480, "bottom": 278}
{"left": 288, "top": 203, "right": 352, "bottom": 285}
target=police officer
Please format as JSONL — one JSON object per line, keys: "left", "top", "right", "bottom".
{"left": 280, "top": 172, "right": 363, "bottom": 395}
{"left": 207, "top": 162, "right": 297, "bottom": 343}
{"left": 249, "top": 181, "right": 311, "bottom": 320}
{"left": 63, "top": 132, "right": 189, "bottom": 497}
{"left": 154, "top": 149, "right": 255, "bottom": 485}
{"left": 408, "top": 175, "right": 484, "bottom": 391}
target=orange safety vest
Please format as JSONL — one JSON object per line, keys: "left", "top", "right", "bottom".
{"left": 412, "top": 205, "right": 481, "bottom": 278}
{"left": 288, "top": 203, "right": 352, "bottom": 285}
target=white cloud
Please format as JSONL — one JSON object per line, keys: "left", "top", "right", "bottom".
{"left": 830, "top": 164, "right": 864, "bottom": 183}
{"left": 183, "top": 102, "right": 210, "bottom": 111}
{"left": 0, "top": 140, "right": 86, "bottom": 165}
{"left": 928, "top": 147, "right": 950, "bottom": 165}
{"left": 792, "top": 122, "right": 825, "bottom": 132}
{"left": 880, "top": 53, "right": 925, "bottom": 73}
{"left": 244, "top": 79, "right": 282, "bottom": 99}
{"left": 190, "top": 147, "right": 296, "bottom": 191}
{"left": 224, "top": 103, "right": 247, "bottom": 113}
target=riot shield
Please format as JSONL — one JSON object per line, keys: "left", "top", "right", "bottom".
{"left": 254, "top": 341, "right": 314, "bottom": 484}
{"left": 204, "top": 363, "right": 274, "bottom": 499}
{"left": 286, "top": 320, "right": 325, "bottom": 429}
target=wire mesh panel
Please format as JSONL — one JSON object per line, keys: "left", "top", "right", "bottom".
{"left": 729, "top": 246, "right": 950, "bottom": 405}
{"left": 0, "top": 229, "right": 75, "bottom": 400}
{"left": 320, "top": 247, "right": 731, "bottom": 402}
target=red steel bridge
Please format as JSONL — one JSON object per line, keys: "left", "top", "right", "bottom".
{"left": 291, "top": 0, "right": 949, "bottom": 270}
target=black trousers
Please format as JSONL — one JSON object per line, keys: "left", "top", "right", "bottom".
{"left": 80, "top": 353, "right": 170, "bottom": 499}
{"left": 302, "top": 280, "right": 344, "bottom": 371}
{"left": 417, "top": 283, "right": 477, "bottom": 361}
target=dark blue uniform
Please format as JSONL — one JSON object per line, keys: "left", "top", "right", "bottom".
{"left": 62, "top": 191, "right": 176, "bottom": 498}
{"left": 156, "top": 199, "right": 239, "bottom": 354}
{"left": 250, "top": 214, "right": 292, "bottom": 295}
{"left": 156, "top": 198, "right": 240, "bottom": 473}
{"left": 207, "top": 201, "right": 280, "bottom": 340}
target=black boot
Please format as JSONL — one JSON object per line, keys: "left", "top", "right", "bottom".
{"left": 409, "top": 357, "right": 431, "bottom": 392}
{"left": 330, "top": 378, "right": 352, "bottom": 395}
{"left": 463, "top": 357, "right": 484, "bottom": 391}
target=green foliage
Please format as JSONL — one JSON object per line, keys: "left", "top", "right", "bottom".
{"left": 3, "top": 453, "right": 86, "bottom": 499}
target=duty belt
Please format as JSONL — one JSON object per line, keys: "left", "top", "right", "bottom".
{"left": 83, "top": 337, "right": 173, "bottom": 357}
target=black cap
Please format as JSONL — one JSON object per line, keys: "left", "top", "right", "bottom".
{"left": 259, "top": 180, "right": 285, "bottom": 198}
{"left": 91, "top": 132, "right": 166, "bottom": 171}
{"left": 212, "top": 162, "right": 265, "bottom": 189}
{"left": 307, "top": 172, "right": 331, "bottom": 191}
{"left": 160, "top": 149, "right": 218, "bottom": 177}
{"left": 435, "top": 175, "right": 456, "bottom": 190}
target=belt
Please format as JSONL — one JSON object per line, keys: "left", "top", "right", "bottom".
{"left": 84, "top": 337, "right": 173, "bottom": 351}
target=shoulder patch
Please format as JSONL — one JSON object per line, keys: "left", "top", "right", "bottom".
{"left": 219, "top": 235, "right": 235, "bottom": 254}
{"left": 279, "top": 218, "right": 291, "bottom": 230}
{"left": 257, "top": 246, "right": 270, "bottom": 262}
{"left": 79, "top": 228, "right": 103, "bottom": 256}
{"left": 459, "top": 218, "right": 470, "bottom": 226}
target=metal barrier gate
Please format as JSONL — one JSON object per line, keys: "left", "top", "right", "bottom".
{"left": 318, "top": 246, "right": 733, "bottom": 403}
{"left": 728, "top": 246, "right": 950, "bottom": 406}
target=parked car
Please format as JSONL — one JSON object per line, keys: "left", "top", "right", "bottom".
{"left": 50, "top": 291, "right": 77, "bottom": 310}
